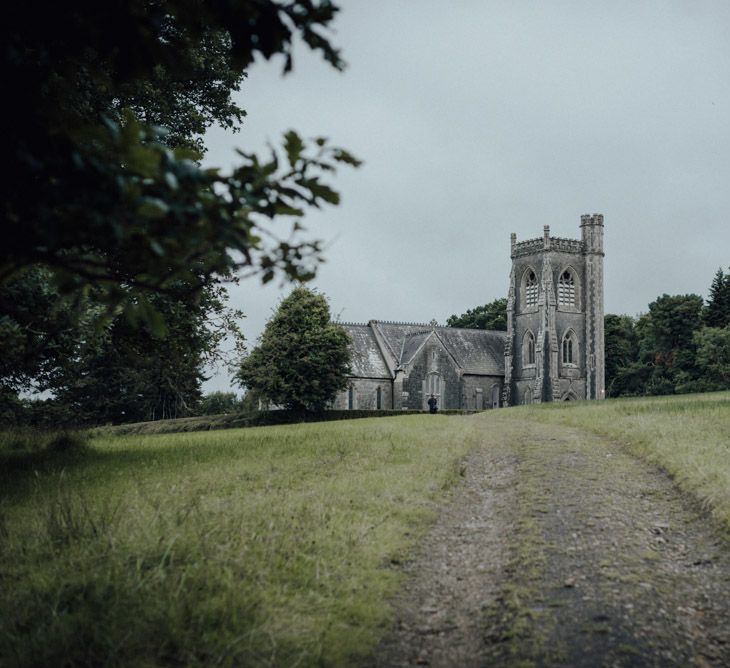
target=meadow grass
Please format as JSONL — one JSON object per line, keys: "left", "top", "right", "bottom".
{"left": 506, "top": 391, "right": 730, "bottom": 529}
{"left": 0, "top": 415, "right": 482, "bottom": 667}
{"left": 2, "top": 393, "right": 728, "bottom": 666}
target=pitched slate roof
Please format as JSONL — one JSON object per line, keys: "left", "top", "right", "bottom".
{"left": 338, "top": 320, "right": 506, "bottom": 377}
{"left": 340, "top": 323, "right": 391, "bottom": 378}
{"left": 435, "top": 327, "right": 506, "bottom": 375}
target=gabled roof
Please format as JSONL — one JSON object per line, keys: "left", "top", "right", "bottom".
{"left": 340, "top": 323, "right": 392, "bottom": 378}
{"left": 339, "top": 320, "right": 506, "bottom": 377}
{"left": 435, "top": 327, "right": 506, "bottom": 375}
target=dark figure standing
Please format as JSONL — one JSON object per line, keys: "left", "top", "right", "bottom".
{"left": 428, "top": 394, "right": 438, "bottom": 414}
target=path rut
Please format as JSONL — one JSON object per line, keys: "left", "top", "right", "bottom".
{"left": 369, "top": 420, "right": 730, "bottom": 667}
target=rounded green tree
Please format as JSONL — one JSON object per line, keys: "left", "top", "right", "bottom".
{"left": 238, "top": 288, "right": 351, "bottom": 412}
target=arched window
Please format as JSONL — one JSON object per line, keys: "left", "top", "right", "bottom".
{"left": 523, "top": 269, "right": 538, "bottom": 308}
{"left": 376, "top": 387, "right": 382, "bottom": 410}
{"left": 522, "top": 330, "right": 535, "bottom": 367}
{"left": 558, "top": 270, "right": 576, "bottom": 307}
{"left": 562, "top": 330, "right": 578, "bottom": 366}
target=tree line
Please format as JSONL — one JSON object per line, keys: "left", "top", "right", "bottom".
{"left": 604, "top": 268, "right": 730, "bottom": 397}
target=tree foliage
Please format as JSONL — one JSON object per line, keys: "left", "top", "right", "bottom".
{"left": 703, "top": 267, "right": 730, "bottom": 329}
{"left": 604, "top": 314, "right": 644, "bottom": 397}
{"left": 238, "top": 288, "right": 350, "bottom": 411}
{"left": 70, "top": 287, "right": 241, "bottom": 423}
{"left": 447, "top": 298, "right": 508, "bottom": 331}
{"left": 2, "top": 1, "right": 362, "bottom": 425}
{"left": 0, "top": 267, "right": 95, "bottom": 395}
{"left": 4, "top": 1, "right": 358, "bottom": 318}
{"left": 693, "top": 326, "right": 730, "bottom": 389}
{"left": 605, "top": 284, "right": 730, "bottom": 397}
{"left": 199, "top": 392, "right": 244, "bottom": 416}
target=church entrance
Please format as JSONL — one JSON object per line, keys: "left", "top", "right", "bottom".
{"left": 423, "top": 372, "right": 444, "bottom": 410}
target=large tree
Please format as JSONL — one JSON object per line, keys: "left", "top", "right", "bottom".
{"left": 2, "top": 1, "right": 361, "bottom": 422}
{"left": 32, "top": 280, "right": 244, "bottom": 425}
{"left": 238, "top": 288, "right": 350, "bottom": 411}
{"left": 3, "top": 1, "right": 359, "bottom": 319}
{"left": 447, "top": 298, "right": 508, "bottom": 331}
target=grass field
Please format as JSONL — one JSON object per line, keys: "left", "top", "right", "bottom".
{"left": 0, "top": 416, "right": 482, "bottom": 666}
{"left": 1, "top": 392, "right": 728, "bottom": 666}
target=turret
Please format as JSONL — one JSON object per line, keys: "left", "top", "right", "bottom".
{"left": 580, "top": 214, "right": 604, "bottom": 255}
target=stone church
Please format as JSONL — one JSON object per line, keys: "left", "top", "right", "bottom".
{"left": 332, "top": 214, "right": 605, "bottom": 410}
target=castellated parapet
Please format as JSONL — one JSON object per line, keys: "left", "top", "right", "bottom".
{"left": 503, "top": 214, "right": 605, "bottom": 406}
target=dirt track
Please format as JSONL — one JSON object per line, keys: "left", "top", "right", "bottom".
{"left": 369, "top": 419, "right": 730, "bottom": 667}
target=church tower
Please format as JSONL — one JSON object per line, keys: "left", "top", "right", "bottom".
{"left": 503, "top": 214, "right": 605, "bottom": 405}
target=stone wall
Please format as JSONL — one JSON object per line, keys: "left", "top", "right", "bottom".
{"left": 331, "top": 378, "right": 393, "bottom": 411}
{"left": 461, "top": 375, "right": 503, "bottom": 409}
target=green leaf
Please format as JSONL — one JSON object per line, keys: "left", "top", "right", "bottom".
{"left": 284, "top": 131, "right": 304, "bottom": 168}
{"left": 300, "top": 178, "right": 340, "bottom": 205}
{"left": 332, "top": 148, "right": 363, "bottom": 167}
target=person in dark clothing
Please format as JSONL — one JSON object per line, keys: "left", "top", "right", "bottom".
{"left": 427, "top": 394, "right": 438, "bottom": 413}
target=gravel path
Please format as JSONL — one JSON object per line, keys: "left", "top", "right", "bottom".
{"left": 369, "top": 419, "right": 730, "bottom": 667}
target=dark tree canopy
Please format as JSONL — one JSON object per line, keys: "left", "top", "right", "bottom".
{"left": 3, "top": 1, "right": 358, "bottom": 319}
{"left": 603, "top": 313, "right": 647, "bottom": 397}
{"left": 10, "top": 279, "right": 244, "bottom": 426}
{"left": 1, "top": 1, "right": 362, "bottom": 424}
{"left": 238, "top": 288, "right": 350, "bottom": 412}
{"left": 447, "top": 298, "right": 508, "bottom": 331}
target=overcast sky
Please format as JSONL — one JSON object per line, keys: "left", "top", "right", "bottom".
{"left": 202, "top": 0, "right": 730, "bottom": 393}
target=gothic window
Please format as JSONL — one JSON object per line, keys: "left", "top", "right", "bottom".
{"left": 562, "top": 330, "right": 578, "bottom": 366}
{"left": 522, "top": 330, "right": 535, "bottom": 367}
{"left": 376, "top": 387, "right": 382, "bottom": 410}
{"left": 558, "top": 270, "right": 576, "bottom": 307}
{"left": 428, "top": 373, "right": 441, "bottom": 395}
{"left": 524, "top": 270, "right": 538, "bottom": 308}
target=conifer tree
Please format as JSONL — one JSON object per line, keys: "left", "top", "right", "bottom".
{"left": 703, "top": 267, "right": 730, "bottom": 328}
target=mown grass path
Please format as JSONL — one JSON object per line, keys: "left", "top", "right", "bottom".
{"left": 372, "top": 417, "right": 730, "bottom": 667}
